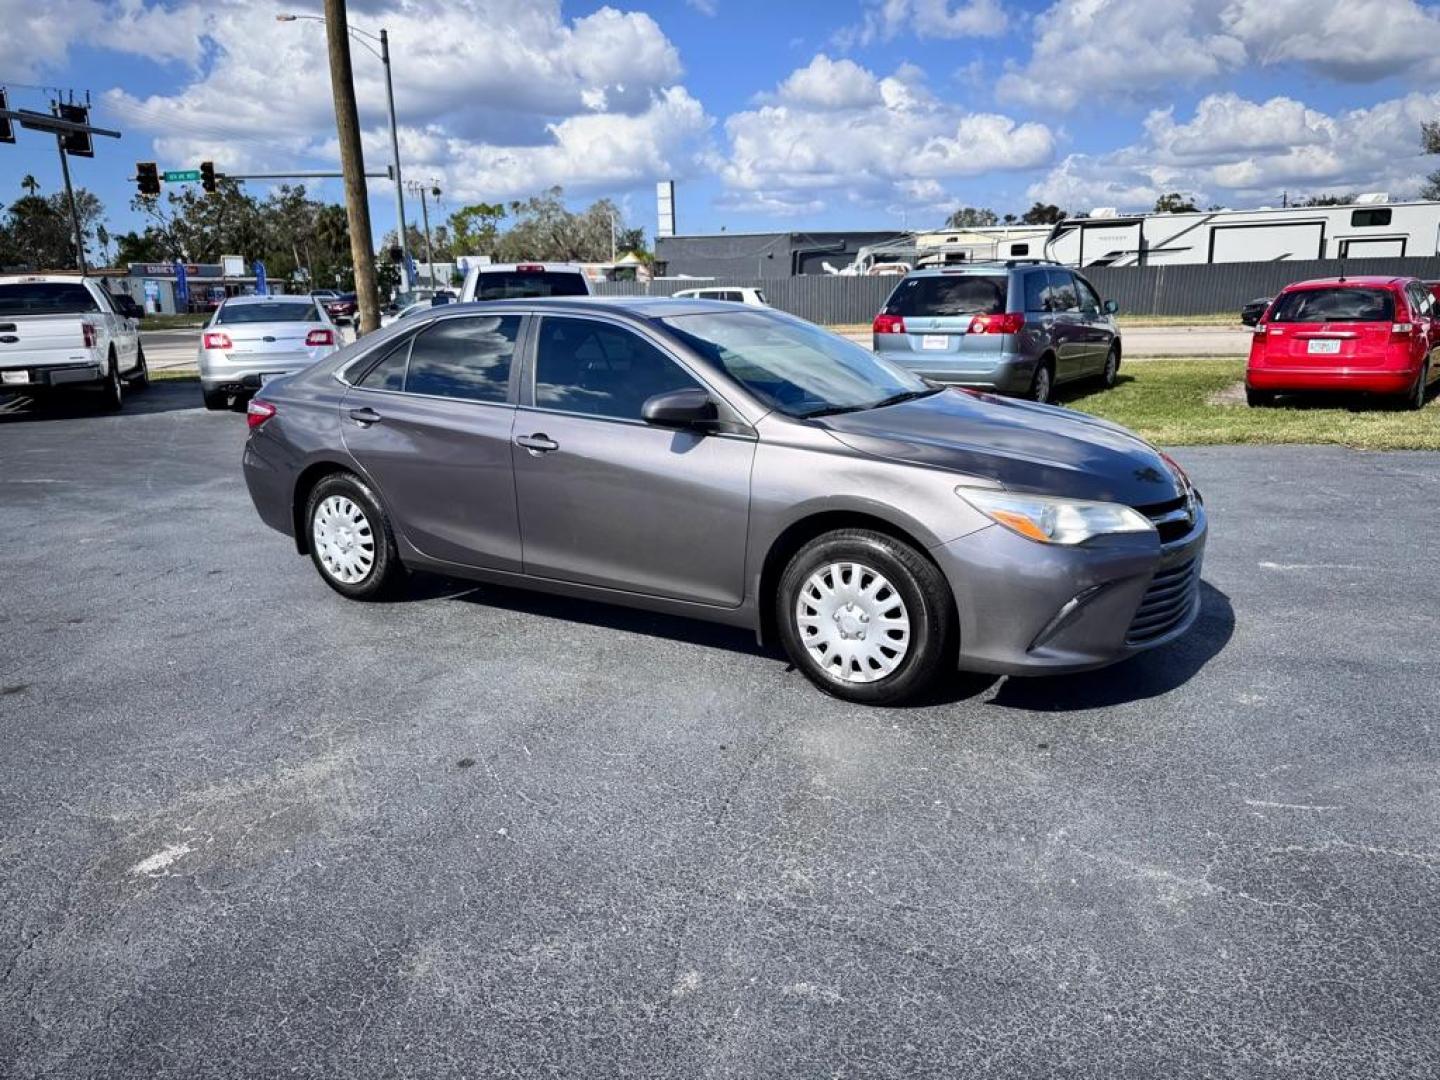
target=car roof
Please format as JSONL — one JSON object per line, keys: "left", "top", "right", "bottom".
{"left": 406, "top": 295, "right": 771, "bottom": 321}
{"left": 1281, "top": 276, "right": 1413, "bottom": 291}
{"left": 473, "top": 263, "right": 587, "bottom": 273}
{"left": 901, "top": 263, "right": 1048, "bottom": 279}
{"left": 223, "top": 294, "right": 316, "bottom": 305}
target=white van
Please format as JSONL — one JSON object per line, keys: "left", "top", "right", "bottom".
{"left": 671, "top": 286, "right": 768, "bottom": 306}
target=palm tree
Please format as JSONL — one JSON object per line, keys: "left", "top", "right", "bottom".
{"left": 20, "top": 175, "right": 41, "bottom": 197}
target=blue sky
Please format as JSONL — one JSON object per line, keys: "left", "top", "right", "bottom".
{"left": 6, "top": 0, "right": 1440, "bottom": 251}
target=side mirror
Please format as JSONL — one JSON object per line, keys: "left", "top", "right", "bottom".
{"left": 641, "top": 387, "right": 718, "bottom": 429}
{"left": 1103, "top": 299, "right": 1120, "bottom": 315}
{"left": 1240, "top": 310, "right": 1259, "bottom": 327}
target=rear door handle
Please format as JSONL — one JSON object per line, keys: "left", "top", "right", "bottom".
{"left": 348, "top": 407, "right": 382, "bottom": 425}
{"left": 515, "top": 433, "right": 559, "bottom": 454}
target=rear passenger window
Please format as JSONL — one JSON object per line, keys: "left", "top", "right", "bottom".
{"left": 1047, "top": 271, "right": 1080, "bottom": 313}
{"left": 722, "top": 291, "right": 743, "bottom": 302}
{"left": 357, "top": 339, "right": 410, "bottom": 391}
{"left": 403, "top": 315, "right": 519, "bottom": 402}
{"left": 534, "top": 316, "right": 700, "bottom": 421}
{"left": 1023, "top": 272, "right": 1050, "bottom": 312}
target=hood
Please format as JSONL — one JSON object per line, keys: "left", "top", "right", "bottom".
{"left": 819, "top": 388, "right": 1182, "bottom": 507}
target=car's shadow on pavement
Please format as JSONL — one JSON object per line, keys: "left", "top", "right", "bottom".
{"left": 984, "top": 581, "right": 1235, "bottom": 711}
{"left": 419, "top": 574, "right": 1234, "bottom": 711}
{"left": 0, "top": 378, "right": 208, "bottom": 423}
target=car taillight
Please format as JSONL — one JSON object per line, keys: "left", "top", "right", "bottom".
{"left": 1391, "top": 322, "right": 1414, "bottom": 340}
{"left": 873, "top": 313, "right": 906, "bottom": 334}
{"left": 968, "top": 312, "right": 1025, "bottom": 335}
{"left": 203, "top": 331, "right": 233, "bottom": 350}
{"left": 517, "top": 264, "right": 544, "bottom": 273}
{"left": 306, "top": 329, "right": 335, "bottom": 346}
{"left": 82, "top": 323, "right": 97, "bottom": 348}
{"left": 247, "top": 399, "right": 276, "bottom": 430}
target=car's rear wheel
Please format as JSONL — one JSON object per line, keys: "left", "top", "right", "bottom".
{"left": 202, "top": 387, "right": 231, "bottom": 411}
{"left": 1028, "top": 359, "right": 1054, "bottom": 404}
{"left": 98, "top": 352, "right": 123, "bottom": 411}
{"left": 776, "top": 529, "right": 954, "bottom": 706}
{"left": 1100, "top": 346, "right": 1120, "bottom": 388}
{"left": 1245, "top": 386, "right": 1274, "bottom": 408}
{"left": 305, "top": 473, "right": 403, "bottom": 600}
{"left": 1403, "top": 362, "right": 1429, "bottom": 411}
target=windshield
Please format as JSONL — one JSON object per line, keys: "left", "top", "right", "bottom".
{"left": 1269, "top": 287, "right": 1395, "bottom": 323}
{"left": 661, "top": 310, "right": 933, "bottom": 418}
{"left": 885, "top": 275, "right": 1007, "bottom": 317}
{"left": 474, "top": 271, "right": 588, "bottom": 300}
{"left": 217, "top": 302, "right": 322, "bottom": 324}
{"left": 0, "top": 282, "right": 100, "bottom": 317}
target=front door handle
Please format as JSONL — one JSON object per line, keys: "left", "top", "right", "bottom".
{"left": 515, "top": 432, "right": 559, "bottom": 454}
{"left": 349, "top": 407, "right": 382, "bottom": 425}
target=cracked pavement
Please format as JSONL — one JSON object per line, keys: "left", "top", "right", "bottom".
{"left": 1, "top": 381, "right": 1437, "bottom": 1078}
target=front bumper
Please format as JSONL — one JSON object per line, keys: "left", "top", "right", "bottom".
{"left": 932, "top": 501, "right": 1208, "bottom": 676}
{"left": 0, "top": 362, "right": 105, "bottom": 389}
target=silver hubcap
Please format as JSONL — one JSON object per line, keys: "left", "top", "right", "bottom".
{"left": 795, "top": 562, "right": 911, "bottom": 684}
{"left": 1035, "top": 369, "right": 1051, "bottom": 400}
{"left": 312, "top": 495, "right": 376, "bottom": 584}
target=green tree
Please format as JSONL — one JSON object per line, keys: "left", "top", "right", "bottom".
{"left": 448, "top": 202, "right": 506, "bottom": 255}
{"left": 114, "top": 230, "right": 169, "bottom": 265}
{"left": 1020, "top": 201, "right": 1066, "bottom": 225}
{"left": 1422, "top": 121, "right": 1440, "bottom": 200}
{"left": 490, "top": 187, "right": 637, "bottom": 263}
{"left": 943, "top": 206, "right": 999, "bottom": 228}
{"left": 1153, "top": 192, "right": 1198, "bottom": 213}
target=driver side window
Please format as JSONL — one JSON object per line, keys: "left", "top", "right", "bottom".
{"left": 533, "top": 317, "right": 701, "bottom": 421}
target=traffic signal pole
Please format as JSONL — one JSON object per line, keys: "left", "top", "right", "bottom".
{"left": 55, "top": 133, "right": 86, "bottom": 273}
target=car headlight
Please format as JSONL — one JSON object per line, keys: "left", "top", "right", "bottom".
{"left": 956, "top": 487, "right": 1154, "bottom": 545}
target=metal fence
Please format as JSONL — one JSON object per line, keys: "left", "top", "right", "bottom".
{"left": 595, "top": 256, "right": 1440, "bottom": 323}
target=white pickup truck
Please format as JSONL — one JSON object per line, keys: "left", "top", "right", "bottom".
{"left": 0, "top": 274, "right": 148, "bottom": 410}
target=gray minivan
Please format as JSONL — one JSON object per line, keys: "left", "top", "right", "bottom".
{"left": 872, "top": 263, "right": 1122, "bottom": 403}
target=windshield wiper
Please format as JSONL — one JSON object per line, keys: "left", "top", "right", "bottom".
{"left": 799, "top": 387, "right": 939, "bottom": 419}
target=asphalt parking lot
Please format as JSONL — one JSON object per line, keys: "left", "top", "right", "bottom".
{"left": 2, "top": 381, "right": 1438, "bottom": 1078}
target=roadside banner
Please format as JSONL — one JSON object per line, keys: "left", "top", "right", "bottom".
{"left": 254, "top": 261, "right": 269, "bottom": 296}
{"left": 142, "top": 279, "right": 160, "bottom": 315}
{"left": 174, "top": 262, "right": 189, "bottom": 303}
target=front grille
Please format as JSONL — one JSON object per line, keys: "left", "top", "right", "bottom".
{"left": 1136, "top": 494, "right": 1197, "bottom": 545}
{"left": 1127, "top": 557, "right": 1200, "bottom": 645}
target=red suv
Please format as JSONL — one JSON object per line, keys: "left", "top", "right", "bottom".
{"left": 1246, "top": 276, "right": 1437, "bottom": 410}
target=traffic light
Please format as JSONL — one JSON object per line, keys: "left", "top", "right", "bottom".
{"left": 0, "top": 89, "right": 14, "bottom": 145}
{"left": 200, "top": 160, "right": 216, "bottom": 194}
{"left": 136, "top": 162, "right": 160, "bottom": 197}
{"left": 58, "top": 103, "right": 92, "bottom": 157}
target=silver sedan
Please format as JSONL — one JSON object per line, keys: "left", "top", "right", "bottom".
{"left": 198, "top": 295, "right": 341, "bottom": 410}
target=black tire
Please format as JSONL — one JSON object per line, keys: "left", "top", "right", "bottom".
{"left": 1403, "top": 362, "right": 1429, "bottom": 411}
{"left": 130, "top": 347, "right": 150, "bottom": 390}
{"left": 304, "top": 472, "right": 404, "bottom": 601}
{"left": 776, "top": 529, "right": 955, "bottom": 706}
{"left": 98, "top": 351, "right": 123, "bottom": 411}
{"left": 1245, "top": 387, "right": 1274, "bottom": 408}
{"left": 202, "top": 387, "right": 232, "bottom": 411}
{"left": 1028, "top": 358, "right": 1055, "bottom": 404}
{"left": 1100, "top": 345, "right": 1120, "bottom": 389}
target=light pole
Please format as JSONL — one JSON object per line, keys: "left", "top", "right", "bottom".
{"left": 277, "top": 12, "right": 409, "bottom": 294}
{"left": 406, "top": 179, "right": 441, "bottom": 290}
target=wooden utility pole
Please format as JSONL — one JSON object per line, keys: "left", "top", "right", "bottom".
{"left": 322, "top": 0, "right": 380, "bottom": 335}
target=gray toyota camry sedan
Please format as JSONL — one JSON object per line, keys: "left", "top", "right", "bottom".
{"left": 241, "top": 297, "right": 1206, "bottom": 705}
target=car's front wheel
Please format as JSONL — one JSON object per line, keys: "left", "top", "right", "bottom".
{"left": 776, "top": 529, "right": 954, "bottom": 705}
{"left": 305, "top": 473, "right": 403, "bottom": 600}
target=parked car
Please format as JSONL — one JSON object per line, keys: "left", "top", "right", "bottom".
{"left": 873, "top": 263, "right": 1121, "bottom": 403}
{"left": 242, "top": 297, "right": 1206, "bottom": 706}
{"left": 380, "top": 293, "right": 454, "bottom": 328}
{"left": 1246, "top": 275, "right": 1438, "bottom": 410}
{"left": 672, "top": 286, "right": 769, "bottom": 306}
{"left": 0, "top": 274, "right": 147, "bottom": 409}
{"left": 461, "top": 263, "right": 590, "bottom": 301}
{"left": 198, "top": 295, "right": 341, "bottom": 410}
{"left": 322, "top": 293, "right": 358, "bottom": 323}
{"left": 1239, "top": 297, "right": 1271, "bottom": 326}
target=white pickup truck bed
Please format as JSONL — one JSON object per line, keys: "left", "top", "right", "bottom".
{"left": 0, "top": 274, "right": 147, "bottom": 409}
